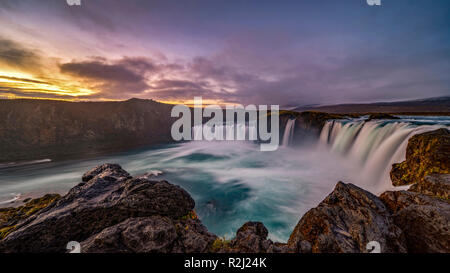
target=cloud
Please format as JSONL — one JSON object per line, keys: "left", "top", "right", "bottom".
{"left": 59, "top": 57, "right": 156, "bottom": 96}
{"left": 60, "top": 60, "right": 144, "bottom": 83}
{"left": 0, "top": 38, "right": 41, "bottom": 70}
{"left": 0, "top": 86, "right": 77, "bottom": 100}
{"left": 0, "top": 75, "right": 49, "bottom": 85}
{"left": 1, "top": 0, "right": 448, "bottom": 105}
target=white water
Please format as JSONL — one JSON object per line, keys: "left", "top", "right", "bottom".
{"left": 282, "top": 119, "right": 296, "bottom": 146}
{"left": 0, "top": 159, "right": 51, "bottom": 169}
{"left": 192, "top": 123, "right": 258, "bottom": 141}
{"left": 0, "top": 193, "right": 21, "bottom": 205}
{"left": 319, "top": 116, "right": 448, "bottom": 193}
{"left": 0, "top": 115, "right": 448, "bottom": 241}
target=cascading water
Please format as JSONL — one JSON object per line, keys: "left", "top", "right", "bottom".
{"left": 191, "top": 123, "right": 257, "bottom": 141}
{"left": 1, "top": 115, "right": 448, "bottom": 242}
{"left": 319, "top": 116, "right": 449, "bottom": 193}
{"left": 282, "top": 119, "right": 296, "bottom": 146}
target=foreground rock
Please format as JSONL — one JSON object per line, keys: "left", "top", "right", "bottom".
{"left": 380, "top": 191, "right": 450, "bottom": 253}
{"left": 1, "top": 163, "right": 448, "bottom": 253}
{"left": 0, "top": 164, "right": 199, "bottom": 252}
{"left": 0, "top": 194, "right": 60, "bottom": 239}
{"left": 287, "top": 182, "right": 407, "bottom": 253}
{"left": 409, "top": 174, "right": 450, "bottom": 199}
{"left": 212, "top": 221, "right": 294, "bottom": 253}
{"left": 81, "top": 216, "right": 216, "bottom": 253}
{"left": 390, "top": 128, "right": 450, "bottom": 186}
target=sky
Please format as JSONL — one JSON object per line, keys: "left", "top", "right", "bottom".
{"left": 0, "top": 0, "right": 448, "bottom": 107}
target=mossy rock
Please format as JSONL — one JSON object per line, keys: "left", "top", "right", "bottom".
{"left": 390, "top": 128, "right": 450, "bottom": 186}
{"left": 179, "top": 210, "right": 198, "bottom": 220}
{"left": 0, "top": 194, "right": 60, "bottom": 239}
{"left": 209, "top": 237, "right": 231, "bottom": 252}
{"left": 0, "top": 225, "right": 16, "bottom": 240}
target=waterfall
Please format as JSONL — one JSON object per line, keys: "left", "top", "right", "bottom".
{"left": 191, "top": 123, "right": 257, "bottom": 141}
{"left": 319, "top": 118, "right": 446, "bottom": 193}
{"left": 282, "top": 119, "right": 296, "bottom": 146}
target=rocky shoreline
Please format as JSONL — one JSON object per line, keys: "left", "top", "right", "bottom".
{"left": 0, "top": 129, "right": 448, "bottom": 253}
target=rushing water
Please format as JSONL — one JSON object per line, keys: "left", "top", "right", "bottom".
{"left": 0, "top": 115, "right": 448, "bottom": 241}
{"left": 319, "top": 116, "right": 449, "bottom": 193}
{"left": 282, "top": 119, "right": 296, "bottom": 146}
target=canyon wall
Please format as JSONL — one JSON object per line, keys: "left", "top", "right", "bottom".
{"left": 0, "top": 99, "right": 176, "bottom": 162}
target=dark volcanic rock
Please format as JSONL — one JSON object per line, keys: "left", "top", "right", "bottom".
{"left": 171, "top": 219, "right": 217, "bottom": 253}
{"left": 81, "top": 163, "right": 131, "bottom": 182}
{"left": 81, "top": 216, "right": 177, "bottom": 253}
{"left": 81, "top": 217, "right": 216, "bottom": 253}
{"left": 287, "top": 182, "right": 407, "bottom": 253}
{"left": 394, "top": 205, "right": 450, "bottom": 253}
{"left": 380, "top": 190, "right": 448, "bottom": 214}
{"left": 390, "top": 128, "right": 450, "bottom": 186}
{"left": 0, "top": 164, "right": 194, "bottom": 252}
{"left": 2, "top": 162, "right": 448, "bottom": 253}
{"left": 409, "top": 174, "right": 450, "bottom": 199}
{"left": 380, "top": 190, "right": 450, "bottom": 253}
{"left": 0, "top": 194, "right": 60, "bottom": 239}
{"left": 228, "top": 222, "right": 271, "bottom": 253}
{"left": 212, "top": 221, "right": 293, "bottom": 253}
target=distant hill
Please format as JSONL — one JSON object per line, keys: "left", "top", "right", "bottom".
{"left": 292, "top": 96, "right": 450, "bottom": 114}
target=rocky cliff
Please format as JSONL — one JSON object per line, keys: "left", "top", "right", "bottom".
{"left": 390, "top": 128, "right": 450, "bottom": 186}
{"left": 0, "top": 99, "right": 176, "bottom": 163}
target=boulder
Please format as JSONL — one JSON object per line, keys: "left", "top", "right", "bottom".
{"left": 0, "top": 194, "right": 60, "bottom": 239}
{"left": 171, "top": 218, "right": 217, "bottom": 253}
{"left": 409, "top": 174, "right": 450, "bottom": 199}
{"left": 81, "top": 216, "right": 216, "bottom": 253}
{"left": 380, "top": 190, "right": 448, "bottom": 214}
{"left": 395, "top": 205, "right": 450, "bottom": 253}
{"left": 81, "top": 216, "right": 177, "bottom": 253}
{"left": 380, "top": 190, "right": 450, "bottom": 253}
{"left": 287, "top": 182, "right": 407, "bottom": 253}
{"left": 212, "top": 221, "right": 293, "bottom": 253}
{"left": 390, "top": 128, "right": 450, "bottom": 186}
{"left": 0, "top": 164, "right": 195, "bottom": 252}
{"left": 228, "top": 222, "right": 272, "bottom": 253}
{"left": 81, "top": 163, "right": 131, "bottom": 182}
{"left": 2, "top": 162, "right": 448, "bottom": 254}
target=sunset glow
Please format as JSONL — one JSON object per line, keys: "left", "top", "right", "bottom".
{"left": 0, "top": 1, "right": 448, "bottom": 106}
